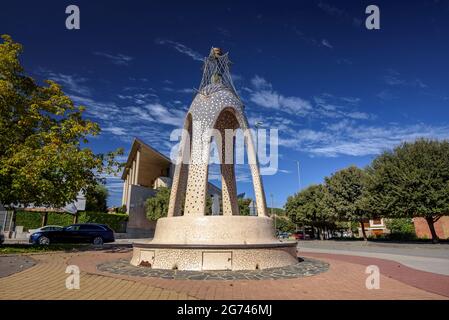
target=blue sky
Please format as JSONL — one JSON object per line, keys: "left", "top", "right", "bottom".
{"left": 2, "top": 0, "right": 449, "bottom": 208}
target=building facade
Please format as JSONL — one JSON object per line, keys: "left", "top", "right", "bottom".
{"left": 121, "top": 138, "right": 221, "bottom": 236}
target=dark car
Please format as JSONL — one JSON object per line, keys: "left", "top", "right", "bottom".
{"left": 29, "top": 223, "right": 114, "bottom": 245}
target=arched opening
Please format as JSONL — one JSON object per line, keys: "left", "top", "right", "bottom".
{"left": 167, "top": 113, "right": 192, "bottom": 217}
{"left": 211, "top": 108, "right": 241, "bottom": 216}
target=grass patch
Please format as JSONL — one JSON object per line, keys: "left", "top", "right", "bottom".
{"left": 0, "top": 244, "right": 90, "bottom": 255}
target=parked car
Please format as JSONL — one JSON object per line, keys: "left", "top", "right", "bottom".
{"left": 293, "top": 232, "right": 310, "bottom": 240}
{"left": 29, "top": 223, "right": 114, "bottom": 245}
{"left": 277, "top": 231, "right": 290, "bottom": 239}
{"left": 29, "top": 225, "right": 63, "bottom": 234}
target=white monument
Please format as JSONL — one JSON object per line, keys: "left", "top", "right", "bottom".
{"left": 131, "top": 48, "right": 297, "bottom": 271}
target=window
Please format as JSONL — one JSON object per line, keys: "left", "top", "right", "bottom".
{"left": 79, "top": 225, "right": 104, "bottom": 231}
{"left": 65, "top": 225, "right": 80, "bottom": 231}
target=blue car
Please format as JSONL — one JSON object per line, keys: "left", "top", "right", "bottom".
{"left": 29, "top": 223, "right": 114, "bottom": 245}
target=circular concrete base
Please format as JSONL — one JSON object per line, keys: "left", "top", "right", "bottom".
{"left": 131, "top": 215, "right": 298, "bottom": 271}
{"left": 150, "top": 215, "right": 281, "bottom": 245}
{"left": 130, "top": 241, "right": 298, "bottom": 271}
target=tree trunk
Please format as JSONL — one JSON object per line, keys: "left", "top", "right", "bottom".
{"left": 360, "top": 220, "right": 367, "bottom": 241}
{"left": 41, "top": 212, "right": 48, "bottom": 227}
{"left": 319, "top": 227, "right": 324, "bottom": 240}
{"left": 425, "top": 217, "right": 439, "bottom": 244}
{"left": 8, "top": 208, "right": 17, "bottom": 239}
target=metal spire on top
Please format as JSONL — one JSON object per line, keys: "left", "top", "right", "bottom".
{"left": 198, "top": 47, "right": 239, "bottom": 98}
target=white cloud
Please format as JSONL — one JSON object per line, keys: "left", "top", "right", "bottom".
{"left": 377, "top": 90, "right": 396, "bottom": 101}
{"left": 321, "top": 39, "right": 333, "bottom": 49}
{"left": 156, "top": 39, "right": 203, "bottom": 62}
{"left": 313, "top": 93, "right": 371, "bottom": 120}
{"left": 93, "top": 52, "right": 133, "bottom": 66}
{"left": 163, "top": 87, "right": 195, "bottom": 94}
{"left": 384, "top": 70, "right": 428, "bottom": 88}
{"left": 249, "top": 76, "right": 312, "bottom": 116}
{"left": 251, "top": 75, "right": 272, "bottom": 90}
{"left": 282, "top": 121, "right": 449, "bottom": 157}
{"left": 143, "top": 103, "right": 185, "bottom": 126}
{"left": 44, "top": 72, "right": 91, "bottom": 96}
{"left": 102, "top": 126, "right": 127, "bottom": 136}
{"left": 317, "top": 1, "right": 362, "bottom": 27}
{"left": 70, "top": 95, "right": 120, "bottom": 120}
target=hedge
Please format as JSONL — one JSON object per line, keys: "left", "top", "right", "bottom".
{"left": 79, "top": 212, "right": 128, "bottom": 233}
{"left": 384, "top": 218, "right": 417, "bottom": 240}
{"left": 15, "top": 211, "right": 128, "bottom": 233}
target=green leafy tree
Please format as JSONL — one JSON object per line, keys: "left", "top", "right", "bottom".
{"left": 238, "top": 198, "right": 252, "bottom": 216}
{"left": 146, "top": 187, "right": 171, "bottom": 221}
{"left": 0, "top": 35, "right": 123, "bottom": 212}
{"left": 85, "top": 183, "right": 108, "bottom": 212}
{"left": 274, "top": 215, "right": 296, "bottom": 233}
{"left": 285, "top": 184, "right": 332, "bottom": 239}
{"left": 365, "top": 139, "right": 449, "bottom": 243}
{"left": 146, "top": 187, "right": 214, "bottom": 220}
{"left": 384, "top": 218, "right": 416, "bottom": 240}
{"left": 324, "top": 166, "right": 369, "bottom": 240}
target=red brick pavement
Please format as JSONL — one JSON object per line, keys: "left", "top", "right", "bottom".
{"left": 301, "top": 252, "right": 449, "bottom": 298}
{"left": 68, "top": 250, "right": 447, "bottom": 300}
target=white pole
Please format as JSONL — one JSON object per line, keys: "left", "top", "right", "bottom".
{"left": 271, "top": 193, "right": 276, "bottom": 234}
{"left": 296, "top": 160, "right": 301, "bottom": 191}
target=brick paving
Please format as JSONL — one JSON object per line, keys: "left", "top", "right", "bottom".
{"left": 301, "top": 252, "right": 449, "bottom": 298}
{"left": 0, "top": 248, "right": 447, "bottom": 300}
{"left": 0, "top": 251, "right": 194, "bottom": 300}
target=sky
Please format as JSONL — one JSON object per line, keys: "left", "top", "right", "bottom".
{"left": 1, "top": 0, "right": 449, "bottom": 208}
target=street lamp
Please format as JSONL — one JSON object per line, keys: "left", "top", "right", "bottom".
{"left": 254, "top": 121, "right": 263, "bottom": 160}
{"left": 271, "top": 193, "right": 276, "bottom": 235}
{"left": 295, "top": 160, "right": 301, "bottom": 191}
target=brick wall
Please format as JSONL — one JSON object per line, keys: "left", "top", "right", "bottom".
{"left": 413, "top": 216, "right": 449, "bottom": 239}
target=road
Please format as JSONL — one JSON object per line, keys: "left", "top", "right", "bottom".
{"left": 298, "top": 240, "right": 449, "bottom": 275}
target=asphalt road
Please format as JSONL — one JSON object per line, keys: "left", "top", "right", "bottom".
{"left": 298, "top": 240, "right": 449, "bottom": 275}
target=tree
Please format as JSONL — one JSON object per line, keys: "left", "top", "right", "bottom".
{"left": 365, "top": 139, "right": 449, "bottom": 243}
{"left": 324, "top": 166, "right": 369, "bottom": 240}
{"left": 146, "top": 187, "right": 171, "bottom": 221}
{"left": 285, "top": 184, "right": 333, "bottom": 239}
{"left": 0, "top": 35, "right": 123, "bottom": 212}
{"left": 238, "top": 198, "right": 252, "bottom": 216}
{"left": 273, "top": 215, "right": 296, "bottom": 233}
{"left": 85, "top": 183, "right": 108, "bottom": 212}
{"left": 146, "top": 187, "right": 214, "bottom": 220}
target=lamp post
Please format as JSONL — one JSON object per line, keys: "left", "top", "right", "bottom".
{"left": 254, "top": 121, "right": 263, "bottom": 160}
{"left": 254, "top": 121, "right": 263, "bottom": 217}
{"left": 271, "top": 193, "right": 276, "bottom": 235}
{"left": 295, "top": 160, "right": 301, "bottom": 191}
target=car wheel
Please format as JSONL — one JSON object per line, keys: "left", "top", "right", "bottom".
{"left": 38, "top": 236, "right": 50, "bottom": 245}
{"left": 93, "top": 236, "right": 104, "bottom": 246}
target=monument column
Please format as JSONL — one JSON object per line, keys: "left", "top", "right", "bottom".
{"left": 183, "top": 120, "right": 211, "bottom": 216}
{"left": 167, "top": 121, "right": 191, "bottom": 217}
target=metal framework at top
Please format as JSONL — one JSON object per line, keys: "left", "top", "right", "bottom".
{"left": 198, "top": 47, "right": 239, "bottom": 98}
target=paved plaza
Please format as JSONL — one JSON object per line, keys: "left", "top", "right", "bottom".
{"left": 1, "top": 245, "right": 448, "bottom": 300}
